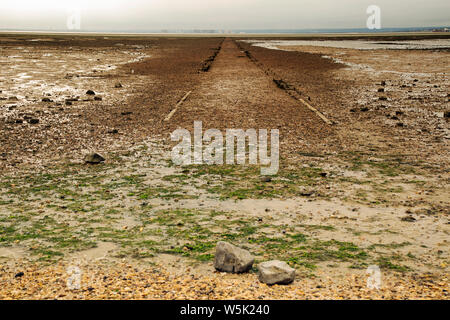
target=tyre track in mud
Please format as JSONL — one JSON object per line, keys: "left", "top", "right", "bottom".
{"left": 235, "top": 40, "right": 333, "bottom": 125}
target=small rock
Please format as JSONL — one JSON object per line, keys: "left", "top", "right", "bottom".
{"left": 377, "top": 88, "right": 385, "bottom": 93}
{"left": 444, "top": 111, "right": 450, "bottom": 118}
{"left": 401, "top": 216, "right": 416, "bottom": 222}
{"left": 380, "top": 81, "right": 386, "bottom": 86}
{"left": 94, "top": 96, "right": 102, "bottom": 101}
{"left": 114, "top": 83, "right": 123, "bottom": 88}
{"left": 379, "top": 96, "right": 388, "bottom": 101}
{"left": 86, "top": 90, "right": 96, "bottom": 95}
{"left": 214, "top": 241, "right": 254, "bottom": 273}
{"left": 28, "top": 118, "right": 39, "bottom": 124}
{"left": 260, "top": 176, "right": 272, "bottom": 183}
{"left": 84, "top": 153, "right": 105, "bottom": 164}
{"left": 121, "top": 111, "right": 133, "bottom": 116}
{"left": 360, "top": 107, "right": 369, "bottom": 112}
{"left": 258, "top": 260, "right": 295, "bottom": 285}
{"left": 42, "top": 98, "right": 53, "bottom": 102}
{"left": 107, "top": 129, "right": 119, "bottom": 134}
{"left": 14, "top": 272, "right": 24, "bottom": 278}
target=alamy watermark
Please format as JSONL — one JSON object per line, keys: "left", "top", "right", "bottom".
{"left": 366, "top": 265, "right": 382, "bottom": 290}
{"left": 66, "top": 265, "right": 82, "bottom": 290}
{"left": 66, "top": 6, "right": 81, "bottom": 30}
{"left": 366, "top": 5, "right": 381, "bottom": 30}
{"left": 171, "top": 121, "right": 279, "bottom": 175}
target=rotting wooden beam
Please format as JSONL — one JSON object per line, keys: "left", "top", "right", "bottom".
{"left": 298, "top": 98, "right": 333, "bottom": 125}
{"left": 164, "top": 91, "right": 192, "bottom": 122}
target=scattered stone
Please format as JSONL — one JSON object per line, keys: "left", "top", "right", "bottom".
{"left": 401, "top": 216, "right": 416, "bottom": 222}
{"left": 380, "top": 81, "right": 386, "bottom": 86}
{"left": 42, "top": 98, "right": 52, "bottom": 102}
{"left": 360, "top": 107, "right": 369, "bottom": 112}
{"left": 379, "top": 96, "right": 388, "bottom": 101}
{"left": 14, "top": 272, "right": 24, "bottom": 278}
{"left": 377, "top": 88, "right": 385, "bottom": 93}
{"left": 214, "top": 241, "right": 254, "bottom": 273}
{"left": 107, "top": 129, "right": 119, "bottom": 134}
{"left": 65, "top": 101, "right": 73, "bottom": 106}
{"left": 444, "top": 111, "right": 450, "bottom": 118}
{"left": 86, "top": 90, "right": 96, "bottom": 95}
{"left": 84, "top": 153, "right": 105, "bottom": 164}
{"left": 114, "top": 83, "right": 123, "bottom": 88}
{"left": 94, "top": 96, "right": 102, "bottom": 101}
{"left": 8, "top": 96, "right": 18, "bottom": 101}
{"left": 258, "top": 260, "right": 295, "bottom": 285}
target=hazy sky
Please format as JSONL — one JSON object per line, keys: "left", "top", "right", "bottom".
{"left": 0, "top": 0, "right": 449, "bottom": 31}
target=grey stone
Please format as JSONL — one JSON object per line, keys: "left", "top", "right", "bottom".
{"left": 84, "top": 153, "right": 105, "bottom": 164}
{"left": 214, "top": 241, "right": 254, "bottom": 273}
{"left": 258, "top": 260, "right": 295, "bottom": 285}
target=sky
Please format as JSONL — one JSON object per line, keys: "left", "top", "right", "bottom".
{"left": 0, "top": 0, "right": 449, "bottom": 31}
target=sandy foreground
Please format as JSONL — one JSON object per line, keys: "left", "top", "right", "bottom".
{"left": 0, "top": 34, "right": 448, "bottom": 300}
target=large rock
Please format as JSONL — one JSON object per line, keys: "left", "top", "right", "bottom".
{"left": 258, "top": 260, "right": 295, "bottom": 285}
{"left": 214, "top": 241, "right": 254, "bottom": 273}
{"left": 84, "top": 153, "right": 105, "bottom": 164}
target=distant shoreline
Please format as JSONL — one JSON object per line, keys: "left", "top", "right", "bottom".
{"left": 0, "top": 26, "right": 449, "bottom": 36}
{"left": 1, "top": 31, "right": 450, "bottom": 38}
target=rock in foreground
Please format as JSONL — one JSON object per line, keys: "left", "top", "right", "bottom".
{"left": 258, "top": 260, "right": 295, "bottom": 285}
{"left": 214, "top": 241, "right": 254, "bottom": 273}
{"left": 84, "top": 153, "right": 105, "bottom": 164}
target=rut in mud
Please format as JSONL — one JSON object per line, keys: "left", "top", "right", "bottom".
{"left": 163, "top": 38, "right": 335, "bottom": 157}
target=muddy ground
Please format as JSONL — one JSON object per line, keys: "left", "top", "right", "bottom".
{"left": 0, "top": 34, "right": 448, "bottom": 299}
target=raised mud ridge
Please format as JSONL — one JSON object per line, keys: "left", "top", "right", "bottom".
{"left": 199, "top": 39, "right": 225, "bottom": 72}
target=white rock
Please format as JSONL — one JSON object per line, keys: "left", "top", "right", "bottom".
{"left": 258, "top": 260, "right": 295, "bottom": 285}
